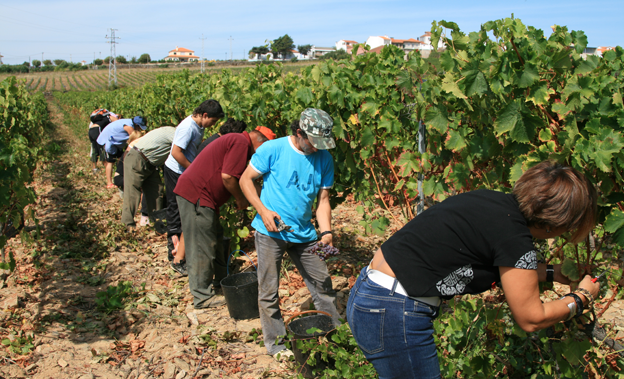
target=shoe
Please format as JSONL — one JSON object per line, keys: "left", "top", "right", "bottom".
{"left": 273, "top": 349, "right": 294, "bottom": 362}
{"left": 106, "top": 183, "right": 116, "bottom": 189}
{"left": 171, "top": 261, "right": 187, "bottom": 276}
{"left": 194, "top": 295, "right": 226, "bottom": 309}
{"left": 140, "top": 215, "right": 150, "bottom": 226}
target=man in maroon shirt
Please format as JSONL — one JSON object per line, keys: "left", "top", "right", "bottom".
{"left": 175, "top": 128, "right": 275, "bottom": 309}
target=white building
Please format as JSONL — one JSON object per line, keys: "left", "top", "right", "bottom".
{"left": 335, "top": 40, "right": 359, "bottom": 53}
{"left": 310, "top": 46, "right": 336, "bottom": 58}
{"left": 365, "top": 36, "right": 392, "bottom": 50}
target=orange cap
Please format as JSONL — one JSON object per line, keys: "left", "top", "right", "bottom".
{"left": 255, "top": 126, "right": 276, "bottom": 140}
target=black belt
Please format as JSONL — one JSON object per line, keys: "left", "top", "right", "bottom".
{"left": 132, "top": 146, "right": 154, "bottom": 167}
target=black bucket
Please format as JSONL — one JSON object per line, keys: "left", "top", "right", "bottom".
{"left": 286, "top": 311, "right": 336, "bottom": 378}
{"left": 220, "top": 250, "right": 259, "bottom": 320}
{"left": 150, "top": 209, "right": 168, "bottom": 235}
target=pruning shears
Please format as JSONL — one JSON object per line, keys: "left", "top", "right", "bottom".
{"left": 592, "top": 268, "right": 611, "bottom": 283}
{"left": 275, "top": 218, "right": 293, "bottom": 233}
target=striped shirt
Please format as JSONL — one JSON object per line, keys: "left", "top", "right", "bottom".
{"left": 134, "top": 126, "right": 176, "bottom": 166}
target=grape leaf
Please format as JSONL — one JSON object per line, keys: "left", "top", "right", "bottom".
{"left": 561, "top": 259, "right": 579, "bottom": 281}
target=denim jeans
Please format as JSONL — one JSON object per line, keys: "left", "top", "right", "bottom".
{"left": 255, "top": 232, "right": 341, "bottom": 355}
{"left": 347, "top": 266, "right": 441, "bottom": 379}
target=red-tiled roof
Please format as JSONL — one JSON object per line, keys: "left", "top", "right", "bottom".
{"left": 169, "top": 47, "right": 194, "bottom": 53}
{"left": 380, "top": 36, "right": 390, "bottom": 40}
{"left": 369, "top": 46, "right": 384, "bottom": 54}
{"left": 421, "top": 32, "right": 432, "bottom": 37}
{"left": 167, "top": 54, "right": 199, "bottom": 59}
{"left": 344, "top": 40, "right": 358, "bottom": 44}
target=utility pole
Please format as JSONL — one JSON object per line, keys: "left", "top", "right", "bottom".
{"left": 228, "top": 36, "right": 234, "bottom": 60}
{"left": 41, "top": 52, "right": 43, "bottom": 64}
{"left": 106, "top": 28, "right": 120, "bottom": 87}
{"left": 199, "top": 34, "right": 207, "bottom": 73}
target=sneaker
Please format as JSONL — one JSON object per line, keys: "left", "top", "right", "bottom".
{"left": 139, "top": 215, "right": 150, "bottom": 226}
{"left": 194, "top": 295, "right": 226, "bottom": 309}
{"left": 273, "top": 349, "right": 294, "bottom": 362}
{"left": 171, "top": 261, "right": 187, "bottom": 276}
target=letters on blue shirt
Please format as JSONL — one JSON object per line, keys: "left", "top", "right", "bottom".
{"left": 250, "top": 136, "right": 334, "bottom": 243}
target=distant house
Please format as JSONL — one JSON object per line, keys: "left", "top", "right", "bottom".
{"left": 335, "top": 40, "right": 359, "bottom": 54}
{"left": 596, "top": 46, "right": 616, "bottom": 56}
{"left": 164, "top": 46, "right": 199, "bottom": 62}
{"left": 80, "top": 60, "right": 87, "bottom": 66}
{"left": 310, "top": 46, "right": 336, "bottom": 58}
{"left": 365, "top": 36, "right": 392, "bottom": 50}
{"left": 360, "top": 32, "right": 444, "bottom": 58}
{"left": 248, "top": 49, "right": 311, "bottom": 62}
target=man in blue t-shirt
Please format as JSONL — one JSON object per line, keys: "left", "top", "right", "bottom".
{"left": 240, "top": 108, "right": 341, "bottom": 359}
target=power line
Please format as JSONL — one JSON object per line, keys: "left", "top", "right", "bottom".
{"left": 106, "top": 29, "right": 120, "bottom": 87}
{"left": 228, "top": 36, "right": 234, "bottom": 60}
{"left": 199, "top": 34, "right": 207, "bottom": 73}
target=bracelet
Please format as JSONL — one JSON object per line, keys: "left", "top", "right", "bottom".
{"left": 564, "top": 300, "right": 576, "bottom": 321}
{"left": 319, "top": 231, "right": 332, "bottom": 238}
{"left": 546, "top": 265, "right": 554, "bottom": 282}
{"left": 564, "top": 293, "right": 584, "bottom": 318}
{"left": 575, "top": 288, "right": 595, "bottom": 308}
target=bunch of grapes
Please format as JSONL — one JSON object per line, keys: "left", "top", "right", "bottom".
{"left": 306, "top": 242, "right": 339, "bottom": 261}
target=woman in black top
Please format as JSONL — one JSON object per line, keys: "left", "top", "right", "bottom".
{"left": 346, "top": 161, "right": 599, "bottom": 379}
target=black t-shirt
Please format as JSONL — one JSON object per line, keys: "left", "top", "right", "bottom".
{"left": 382, "top": 190, "right": 537, "bottom": 299}
{"left": 197, "top": 133, "right": 220, "bottom": 155}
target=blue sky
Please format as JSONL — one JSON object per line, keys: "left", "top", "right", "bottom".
{"left": 0, "top": 0, "right": 622, "bottom": 65}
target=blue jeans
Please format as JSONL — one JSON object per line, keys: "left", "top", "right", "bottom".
{"left": 347, "top": 266, "right": 441, "bottom": 379}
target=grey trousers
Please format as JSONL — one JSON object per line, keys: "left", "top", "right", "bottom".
{"left": 255, "top": 231, "right": 340, "bottom": 355}
{"left": 121, "top": 149, "right": 164, "bottom": 226}
{"left": 177, "top": 196, "right": 226, "bottom": 308}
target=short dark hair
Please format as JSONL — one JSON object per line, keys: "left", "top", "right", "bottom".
{"left": 290, "top": 120, "right": 307, "bottom": 139}
{"left": 513, "top": 160, "right": 597, "bottom": 243}
{"left": 249, "top": 129, "right": 268, "bottom": 143}
{"left": 193, "top": 99, "right": 224, "bottom": 119}
{"left": 219, "top": 118, "right": 247, "bottom": 135}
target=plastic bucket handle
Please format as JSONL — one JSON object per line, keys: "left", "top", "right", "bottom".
{"left": 227, "top": 250, "right": 257, "bottom": 276}
{"left": 284, "top": 310, "right": 332, "bottom": 327}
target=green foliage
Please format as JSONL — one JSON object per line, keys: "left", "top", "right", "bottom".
{"left": 2, "top": 335, "right": 34, "bottom": 355}
{"left": 250, "top": 46, "right": 269, "bottom": 56}
{"left": 297, "top": 44, "right": 312, "bottom": 56}
{"left": 138, "top": 54, "right": 151, "bottom": 64}
{"left": 318, "top": 50, "right": 351, "bottom": 61}
{"left": 0, "top": 77, "right": 48, "bottom": 268}
{"left": 53, "top": 59, "right": 66, "bottom": 66}
{"left": 95, "top": 281, "right": 138, "bottom": 313}
{"left": 43, "top": 59, "right": 52, "bottom": 66}
{"left": 32, "top": 59, "right": 41, "bottom": 68}
{"left": 286, "top": 322, "right": 378, "bottom": 378}
{"left": 94, "top": 59, "right": 103, "bottom": 66}
{"left": 116, "top": 56, "right": 128, "bottom": 64}
{"left": 272, "top": 34, "right": 295, "bottom": 59}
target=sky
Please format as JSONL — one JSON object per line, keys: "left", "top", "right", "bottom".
{"left": 0, "top": 0, "right": 623, "bottom": 65}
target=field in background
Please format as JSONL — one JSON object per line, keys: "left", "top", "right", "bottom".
{"left": 0, "top": 62, "right": 314, "bottom": 92}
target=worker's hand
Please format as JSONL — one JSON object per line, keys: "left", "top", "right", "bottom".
{"left": 320, "top": 233, "right": 333, "bottom": 247}
{"left": 259, "top": 209, "right": 281, "bottom": 233}
{"left": 578, "top": 274, "right": 600, "bottom": 306}
{"left": 235, "top": 197, "right": 249, "bottom": 210}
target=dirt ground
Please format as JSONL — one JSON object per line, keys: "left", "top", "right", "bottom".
{"left": 0, "top": 98, "right": 393, "bottom": 379}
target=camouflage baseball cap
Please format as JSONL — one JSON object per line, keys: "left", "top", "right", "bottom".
{"left": 299, "top": 108, "right": 335, "bottom": 149}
